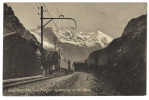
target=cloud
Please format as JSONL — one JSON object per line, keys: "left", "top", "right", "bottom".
{"left": 30, "top": 31, "right": 54, "bottom": 49}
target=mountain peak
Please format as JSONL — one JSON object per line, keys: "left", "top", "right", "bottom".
{"left": 97, "top": 31, "right": 113, "bottom": 48}
{"left": 54, "top": 30, "right": 113, "bottom": 48}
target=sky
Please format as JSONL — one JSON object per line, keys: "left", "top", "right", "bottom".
{"left": 7, "top": 3, "right": 147, "bottom": 38}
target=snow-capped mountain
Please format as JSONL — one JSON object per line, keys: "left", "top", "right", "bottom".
{"left": 53, "top": 30, "right": 113, "bottom": 48}
{"left": 29, "top": 27, "right": 113, "bottom": 62}
{"left": 96, "top": 31, "right": 113, "bottom": 47}
{"left": 30, "top": 27, "right": 113, "bottom": 49}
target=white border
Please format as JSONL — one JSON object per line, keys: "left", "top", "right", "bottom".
{"left": 0, "top": 0, "right": 148, "bottom": 100}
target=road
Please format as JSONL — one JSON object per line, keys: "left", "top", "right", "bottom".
{"left": 3, "top": 72, "right": 121, "bottom": 96}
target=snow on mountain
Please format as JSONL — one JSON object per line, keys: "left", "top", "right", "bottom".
{"left": 97, "top": 31, "right": 113, "bottom": 48}
{"left": 30, "top": 31, "right": 54, "bottom": 49}
{"left": 53, "top": 30, "right": 113, "bottom": 48}
{"left": 29, "top": 28, "right": 113, "bottom": 50}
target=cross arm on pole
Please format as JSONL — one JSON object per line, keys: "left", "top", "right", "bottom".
{"left": 43, "top": 19, "right": 53, "bottom": 28}
{"left": 41, "top": 18, "right": 77, "bottom": 30}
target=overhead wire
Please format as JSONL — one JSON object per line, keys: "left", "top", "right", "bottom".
{"left": 35, "top": 3, "right": 39, "bottom": 8}
{"left": 38, "top": 3, "right": 49, "bottom": 18}
{"left": 52, "top": 3, "right": 64, "bottom": 31}
{"left": 52, "top": 3, "right": 62, "bottom": 15}
{"left": 42, "top": 3, "right": 59, "bottom": 33}
{"left": 28, "top": 3, "right": 39, "bottom": 13}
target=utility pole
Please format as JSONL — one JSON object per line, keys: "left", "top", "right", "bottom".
{"left": 40, "top": 6, "right": 44, "bottom": 69}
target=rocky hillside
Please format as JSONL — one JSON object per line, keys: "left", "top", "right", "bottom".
{"left": 122, "top": 14, "right": 147, "bottom": 36}
{"left": 3, "top": 4, "right": 42, "bottom": 79}
{"left": 87, "top": 14, "right": 147, "bottom": 95}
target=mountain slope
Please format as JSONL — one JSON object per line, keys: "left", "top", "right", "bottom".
{"left": 3, "top": 4, "right": 42, "bottom": 79}
{"left": 87, "top": 14, "right": 147, "bottom": 95}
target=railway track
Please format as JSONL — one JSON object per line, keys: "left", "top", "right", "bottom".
{"left": 3, "top": 70, "right": 73, "bottom": 90}
{"left": 3, "top": 75, "right": 54, "bottom": 90}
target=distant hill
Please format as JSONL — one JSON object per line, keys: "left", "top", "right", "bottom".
{"left": 3, "top": 3, "right": 42, "bottom": 79}
{"left": 87, "top": 14, "right": 147, "bottom": 95}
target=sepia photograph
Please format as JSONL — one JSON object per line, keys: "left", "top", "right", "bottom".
{"left": 2, "top": 2, "right": 147, "bottom": 96}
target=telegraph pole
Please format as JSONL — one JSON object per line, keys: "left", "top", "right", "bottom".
{"left": 40, "top": 6, "right": 44, "bottom": 69}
